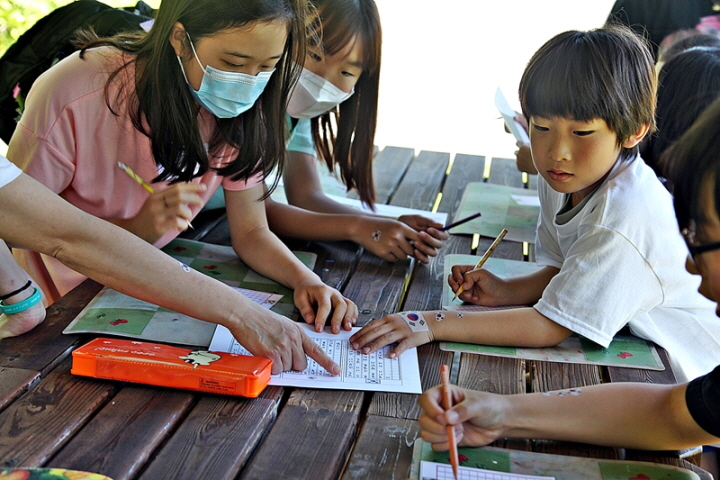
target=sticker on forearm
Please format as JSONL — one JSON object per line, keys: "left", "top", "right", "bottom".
{"left": 543, "top": 388, "right": 581, "bottom": 397}
{"left": 435, "top": 312, "right": 446, "bottom": 322}
{"left": 179, "top": 262, "right": 191, "bottom": 272}
{"left": 399, "top": 311, "right": 428, "bottom": 332}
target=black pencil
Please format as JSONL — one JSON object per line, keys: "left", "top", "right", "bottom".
{"left": 439, "top": 211, "right": 482, "bottom": 231}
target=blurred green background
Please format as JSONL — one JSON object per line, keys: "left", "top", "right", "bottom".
{"left": 0, "top": 0, "right": 160, "bottom": 56}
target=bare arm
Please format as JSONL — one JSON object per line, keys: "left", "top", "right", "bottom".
{"left": 419, "top": 382, "right": 719, "bottom": 451}
{"left": 225, "top": 185, "right": 357, "bottom": 333}
{"left": 271, "top": 152, "right": 448, "bottom": 263}
{"left": 350, "top": 306, "right": 573, "bottom": 357}
{"left": 282, "top": 150, "right": 361, "bottom": 214}
{"left": 0, "top": 173, "right": 340, "bottom": 375}
{"left": 449, "top": 265, "right": 560, "bottom": 306}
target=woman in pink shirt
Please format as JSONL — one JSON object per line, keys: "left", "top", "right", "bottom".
{"left": 8, "top": 0, "right": 357, "bottom": 334}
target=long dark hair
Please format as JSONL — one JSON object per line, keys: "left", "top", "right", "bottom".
{"left": 76, "top": 0, "right": 310, "bottom": 192}
{"left": 307, "top": 0, "right": 381, "bottom": 207}
{"left": 519, "top": 24, "right": 656, "bottom": 161}
{"left": 641, "top": 47, "right": 720, "bottom": 175}
{"left": 661, "top": 96, "right": 720, "bottom": 233}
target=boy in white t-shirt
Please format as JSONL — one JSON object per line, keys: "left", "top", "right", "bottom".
{"left": 349, "top": 24, "right": 720, "bottom": 382}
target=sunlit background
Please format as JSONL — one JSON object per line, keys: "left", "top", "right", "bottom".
{"left": 0, "top": 0, "right": 617, "bottom": 159}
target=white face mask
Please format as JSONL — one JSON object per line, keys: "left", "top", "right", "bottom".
{"left": 286, "top": 67, "right": 354, "bottom": 118}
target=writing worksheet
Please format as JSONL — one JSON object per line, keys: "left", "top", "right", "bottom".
{"left": 420, "top": 461, "right": 554, "bottom": 480}
{"left": 209, "top": 324, "right": 422, "bottom": 394}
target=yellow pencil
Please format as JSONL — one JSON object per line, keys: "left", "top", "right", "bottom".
{"left": 117, "top": 162, "right": 193, "bottom": 229}
{"left": 452, "top": 228, "right": 508, "bottom": 301}
{"left": 118, "top": 162, "right": 155, "bottom": 194}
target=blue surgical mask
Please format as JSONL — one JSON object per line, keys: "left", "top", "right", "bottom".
{"left": 177, "top": 33, "right": 274, "bottom": 118}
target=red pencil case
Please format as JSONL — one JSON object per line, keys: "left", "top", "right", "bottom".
{"left": 71, "top": 337, "right": 272, "bottom": 398}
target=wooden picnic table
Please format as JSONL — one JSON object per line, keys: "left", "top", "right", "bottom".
{"left": 0, "top": 146, "right": 711, "bottom": 480}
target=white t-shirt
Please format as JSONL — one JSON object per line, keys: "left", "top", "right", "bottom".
{"left": 0, "top": 155, "right": 21, "bottom": 189}
{"left": 534, "top": 155, "right": 720, "bottom": 382}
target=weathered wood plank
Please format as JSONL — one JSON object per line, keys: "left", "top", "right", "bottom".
{"left": 530, "top": 362, "right": 603, "bottom": 392}
{"left": 487, "top": 157, "right": 525, "bottom": 188}
{"left": 0, "top": 358, "right": 115, "bottom": 468}
{"left": 389, "top": 150, "right": 449, "bottom": 210}
{"left": 0, "top": 279, "right": 101, "bottom": 372}
{"left": 0, "top": 367, "right": 39, "bottom": 412}
{"left": 457, "top": 354, "right": 525, "bottom": 395}
{"left": 138, "top": 391, "right": 283, "bottom": 480}
{"left": 439, "top": 154, "right": 486, "bottom": 215}
{"left": 342, "top": 255, "right": 413, "bottom": 327}
{"left": 46, "top": 386, "right": 196, "bottom": 480}
{"left": 368, "top": 343, "right": 450, "bottom": 420}
{"left": 348, "top": 146, "right": 416, "bottom": 203}
{"left": 239, "top": 389, "right": 363, "bottom": 480}
{"left": 341, "top": 416, "right": 419, "bottom": 480}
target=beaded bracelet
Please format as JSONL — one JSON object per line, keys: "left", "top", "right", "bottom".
{"left": 0, "top": 280, "right": 32, "bottom": 301}
{"left": 0, "top": 287, "right": 43, "bottom": 315}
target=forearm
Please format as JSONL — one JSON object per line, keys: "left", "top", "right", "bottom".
{"left": 502, "top": 266, "right": 559, "bottom": 305}
{"left": 431, "top": 307, "right": 572, "bottom": 347}
{"left": 503, "top": 382, "right": 716, "bottom": 450}
{"left": 0, "top": 174, "right": 254, "bottom": 331}
{"left": 231, "top": 225, "right": 321, "bottom": 290}
{"left": 284, "top": 187, "right": 362, "bottom": 214}
{"left": 265, "top": 199, "right": 360, "bottom": 241}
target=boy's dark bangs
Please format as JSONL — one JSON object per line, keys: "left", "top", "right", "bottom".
{"left": 524, "top": 42, "right": 617, "bottom": 123}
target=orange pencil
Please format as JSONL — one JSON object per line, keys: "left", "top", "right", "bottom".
{"left": 440, "top": 364, "right": 459, "bottom": 480}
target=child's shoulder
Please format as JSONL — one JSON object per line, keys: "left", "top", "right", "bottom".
{"left": 34, "top": 47, "right": 128, "bottom": 98}
{"left": 589, "top": 157, "right": 675, "bottom": 229}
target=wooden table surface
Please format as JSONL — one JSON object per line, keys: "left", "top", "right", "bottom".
{"left": 0, "top": 147, "right": 710, "bottom": 479}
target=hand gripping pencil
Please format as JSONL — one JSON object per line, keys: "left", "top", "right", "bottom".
{"left": 452, "top": 228, "right": 508, "bottom": 301}
{"left": 440, "top": 364, "right": 459, "bottom": 480}
{"left": 117, "top": 162, "right": 193, "bottom": 229}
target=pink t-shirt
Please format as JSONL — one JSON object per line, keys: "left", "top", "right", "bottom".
{"left": 9, "top": 47, "right": 262, "bottom": 302}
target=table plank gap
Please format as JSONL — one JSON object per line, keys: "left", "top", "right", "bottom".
{"left": 341, "top": 415, "right": 419, "bottom": 480}
{"left": 137, "top": 393, "right": 282, "bottom": 480}
{"left": 0, "top": 367, "right": 40, "bottom": 412}
{"left": 348, "top": 146, "right": 416, "bottom": 203}
{"left": 46, "top": 386, "right": 196, "bottom": 480}
{"left": 0, "top": 357, "right": 116, "bottom": 468}
{"left": 239, "top": 403, "right": 360, "bottom": 480}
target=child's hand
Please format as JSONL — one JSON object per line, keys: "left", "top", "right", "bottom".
{"left": 352, "top": 216, "right": 447, "bottom": 264}
{"left": 514, "top": 142, "right": 538, "bottom": 174}
{"left": 448, "top": 265, "right": 508, "bottom": 305}
{"left": 293, "top": 279, "right": 358, "bottom": 334}
{"left": 131, "top": 183, "right": 207, "bottom": 243}
{"left": 398, "top": 214, "right": 449, "bottom": 262}
{"left": 349, "top": 312, "right": 434, "bottom": 357}
{"left": 417, "top": 384, "right": 509, "bottom": 450}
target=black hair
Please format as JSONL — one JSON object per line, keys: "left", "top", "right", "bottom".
{"left": 519, "top": 23, "right": 656, "bottom": 160}
{"left": 641, "top": 47, "right": 720, "bottom": 175}
{"left": 76, "top": 0, "right": 310, "bottom": 195}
